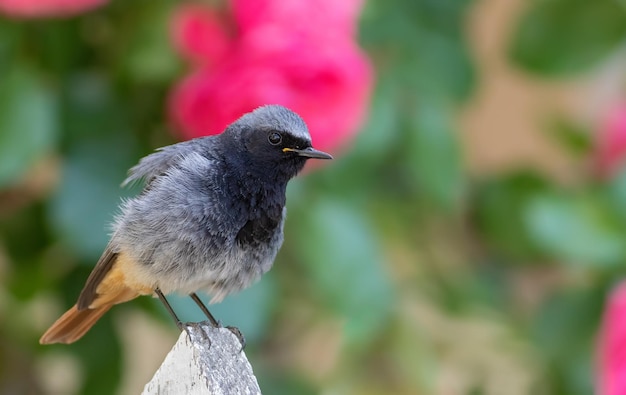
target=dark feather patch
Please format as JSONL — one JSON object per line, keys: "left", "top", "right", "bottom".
{"left": 236, "top": 215, "right": 280, "bottom": 247}
{"left": 77, "top": 247, "right": 118, "bottom": 310}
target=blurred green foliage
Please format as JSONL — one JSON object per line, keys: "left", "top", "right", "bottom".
{"left": 510, "top": 0, "right": 626, "bottom": 75}
{"left": 1, "top": 0, "right": 626, "bottom": 394}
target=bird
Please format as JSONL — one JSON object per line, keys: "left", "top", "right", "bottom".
{"left": 40, "top": 105, "right": 332, "bottom": 344}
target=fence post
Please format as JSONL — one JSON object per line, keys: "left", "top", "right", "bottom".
{"left": 142, "top": 322, "right": 262, "bottom": 395}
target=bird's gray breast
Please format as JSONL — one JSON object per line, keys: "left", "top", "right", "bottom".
{"left": 113, "top": 152, "right": 287, "bottom": 298}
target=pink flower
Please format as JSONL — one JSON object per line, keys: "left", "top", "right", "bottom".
{"left": 170, "top": 5, "right": 232, "bottom": 67}
{"left": 168, "top": 0, "right": 373, "bottom": 155}
{"left": 231, "top": 0, "right": 364, "bottom": 38}
{"left": 595, "top": 103, "right": 626, "bottom": 178}
{"left": 0, "top": 0, "right": 107, "bottom": 18}
{"left": 596, "top": 282, "right": 626, "bottom": 395}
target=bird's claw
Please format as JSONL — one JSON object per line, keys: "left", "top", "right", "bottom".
{"left": 226, "top": 325, "right": 246, "bottom": 351}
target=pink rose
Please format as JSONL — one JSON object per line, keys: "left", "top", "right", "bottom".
{"left": 231, "top": 0, "right": 364, "bottom": 38}
{"left": 595, "top": 103, "right": 626, "bottom": 178}
{"left": 597, "top": 282, "right": 626, "bottom": 395}
{"left": 168, "top": 0, "right": 373, "bottom": 155}
{"left": 170, "top": 33, "right": 371, "bottom": 153}
{"left": 170, "top": 4, "right": 232, "bottom": 67}
{"left": 0, "top": 0, "right": 107, "bottom": 17}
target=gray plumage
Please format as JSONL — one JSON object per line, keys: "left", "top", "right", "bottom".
{"left": 104, "top": 105, "right": 326, "bottom": 302}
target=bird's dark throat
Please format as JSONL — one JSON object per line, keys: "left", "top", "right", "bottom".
{"left": 232, "top": 162, "right": 287, "bottom": 246}
{"left": 236, "top": 214, "right": 280, "bottom": 247}
{"left": 234, "top": 183, "right": 285, "bottom": 247}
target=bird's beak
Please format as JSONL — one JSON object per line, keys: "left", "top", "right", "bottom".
{"left": 283, "top": 147, "right": 333, "bottom": 160}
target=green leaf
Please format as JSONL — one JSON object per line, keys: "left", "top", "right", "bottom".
{"left": 49, "top": 137, "right": 137, "bottom": 259}
{"left": 31, "top": 19, "right": 87, "bottom": 74}
{"left": 509, "top": 0, "right": 626, "bottom": 75}
{"left": 606, "top": 167, "right": 626, "bottom": 225}
{"left": 119, "top": 3, "right": 180, "bottom": 82}
{"left": 473, "top": 172, "right": 548, "bottom": 260}
{"left": 531, "top": 288, "right": 602, "bottom": 395}
{"left": 362, "top": 0, "right": 475, "bottom": 100}
{"left": 48, "top": 75, "right": 139, "bottom": 260}
{"left": 350, "top": 81, "right": 400, "bottom": 161}
{"left": 0, "top": 20, "right": 20, "bottom": 74}
{"left": 1, "top": 203, "right": 54, "bottom": 300}
{"left": 408, "top": 102, "right": 464, "bottom": 210}
{"left": 0, "top": 68, "right": 58, "bottom": 187}
{"left": 293, "top": 199, "right": 394, "bottom": 347}
{"left": 524, "top": 193, "right": 625, "bottom": 266}
{"left": 256, "top": 373, "right": 317, "bottom": 395}
{"left": 546, "top": 117, "right": 593, "bottom": 156}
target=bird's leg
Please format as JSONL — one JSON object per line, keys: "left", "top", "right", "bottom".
{"left": 189, "top": 292, "right": 246, "bottom": 350}
{"left": 189, "top": 292, "right": 219, "bottom": 327}
{"left": 155, "top": 288, "right": 184, "bottom": 330}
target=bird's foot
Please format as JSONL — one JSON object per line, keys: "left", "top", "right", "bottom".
{"left": 225, "top": 325, "right": 246, "bottom": 351}
{"left": 188, "top": 293, "right": 245, "bottom": 351}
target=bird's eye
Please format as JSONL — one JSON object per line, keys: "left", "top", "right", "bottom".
{"left": 268, "top": 132, "right": 282, "bottom": 145}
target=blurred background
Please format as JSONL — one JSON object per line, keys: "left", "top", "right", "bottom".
{"left": 1, "top": 0, "right": 626, "bottom": 394}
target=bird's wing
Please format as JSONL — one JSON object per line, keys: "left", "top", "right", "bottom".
{"left": 76, "top": 245, "right": 118, "bottom": 310}
{"left": 121, "top": 137, "right": 213, "bottom": 188}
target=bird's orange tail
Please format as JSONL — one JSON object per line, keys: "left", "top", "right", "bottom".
{"left": 40, "top": 281, "right": 143, "bottom": 344}
{"left": 39, "top": 304, "right": 113, "bottom": 344}
{"left": 39, "top": 283, "right": 143, "bottom": 345}
{"left": 39, "top": 249, "right": 155, "bottom": 344}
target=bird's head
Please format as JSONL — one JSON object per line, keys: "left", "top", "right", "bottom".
{"left": 222, "top": 105, "right": 332, "bottom": 181}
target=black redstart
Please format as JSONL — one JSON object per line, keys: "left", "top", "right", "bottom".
{"left": 40, "top": 105, "right": 332, "bottom": 344}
